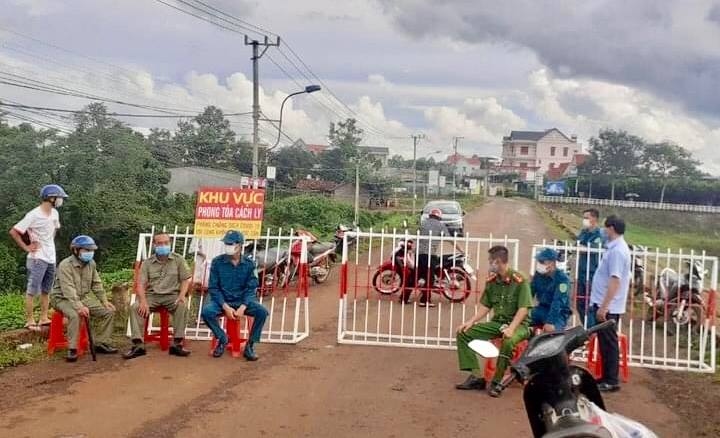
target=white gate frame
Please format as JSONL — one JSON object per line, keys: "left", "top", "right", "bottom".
{"left": 129, "top": 226, "right": 310, "bottom": 344}
{"left": 337, "top": 229, "right": 520, "bottom": 349}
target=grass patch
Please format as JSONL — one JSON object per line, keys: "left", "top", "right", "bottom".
{"left": 0, "top": 340, "right": 46, "bottom": 370}
{"left": 0, "top": 293, "right": 25, "bottom": 332}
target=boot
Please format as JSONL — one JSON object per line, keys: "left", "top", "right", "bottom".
{"left": 66, "top": 349, "right": 78, "bottom": 363}
{"left": 455, "top": 375, "right": 486, "bottom": 390}
{"left": 243, "top": 341, "right": 259, "bottom": 361}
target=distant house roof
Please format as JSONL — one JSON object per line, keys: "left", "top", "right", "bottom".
{"left": 572, "top": 153, "right": 589, "bottom": 166}
{"left": 306, "top": 144, "right": 329, "bottom": 155}
{"left": 504, "top": 128, "right": 577, "bottom": 143}
{"left": 546, "top": 163, "right": 571, "bottom": 181}
{"left": 359, "top": 146, "right": 390, "bottom": 156}
{"left": 295, "top": 178, "right": 338, "bottom": 192}
{"left": 446, "top": 154, "right": 482, "bottom": 166}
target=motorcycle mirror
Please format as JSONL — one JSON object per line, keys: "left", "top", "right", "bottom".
{"left": 468, "top": 340, "right": 500, "bottom": 358}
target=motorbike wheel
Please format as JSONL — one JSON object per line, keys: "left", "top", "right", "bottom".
{"left": 440, "top": 268, "right": 471, "bottom": 303}
{"left": 372, "top": 268, "right": 403, "bottom": 295}
{"left": 313, "top": 258, "right": 331, "bottom": 284}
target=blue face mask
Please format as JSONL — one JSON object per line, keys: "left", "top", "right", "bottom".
{"left": 79, "top": 251, "right": 94, "bottom": 263}
{"left": 155, "top": 245, "right": 171, "bottom": 256}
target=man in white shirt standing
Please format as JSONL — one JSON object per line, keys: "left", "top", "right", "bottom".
{"left": 589, "top": 215, "right": 631, "bottom": 392}
{"left": 9, "top": 184, "right": 68, "bottom": 330}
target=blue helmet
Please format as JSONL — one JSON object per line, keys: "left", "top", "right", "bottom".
{"left": 221, "top": 230, "right": 245, "bottom": 245}
{"left": 535, "top": 247, "right": 559, "bottom": 263}
{"left": 70, "top": 235, "right": 98, "bottom": 250}
{"left": 40, "top": 184, "right": 68, "bottom": 200}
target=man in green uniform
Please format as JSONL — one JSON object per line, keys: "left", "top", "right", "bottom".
{"left": 455, "top": 245, "right": 533, "bottom": 397}
{"left": 50, "top": 235, "right": 117, "bottom": 362}
{"left": 124, "top": 232, "right": 192, "bottom": 359}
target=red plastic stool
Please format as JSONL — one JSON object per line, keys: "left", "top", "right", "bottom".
{"left": 587, "top": 333, "right": 629, "bottom": 383}
{"left": 484, "top": 338, "right": 529, "bottom": 381}
{"left": 47, "top": 310, "right": 89, "bottom": 356}
{"left": 209, "top": 316, "right": 255, "bottom": 358}
{"left": 144, "top": 307, "right": 172, "bottom": 351}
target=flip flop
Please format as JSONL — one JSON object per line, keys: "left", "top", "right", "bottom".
{"left": 39, "top": 321, "right": 52, "bottom": 326}
{"left": 24, "top": 323, "right": 40, "bottom": 331}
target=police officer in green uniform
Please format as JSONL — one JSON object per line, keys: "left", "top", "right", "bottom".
{"left": 455, "top": 245, "right": 533, "bottom": 397}
{"left": 124, "top": 232, "right": 192, "bottom": 359}
{"left": 50, "top": 235, "right": 117, "bottom": 362}
{"left": 531, "top": 248, "right": 572, "bottom": 332}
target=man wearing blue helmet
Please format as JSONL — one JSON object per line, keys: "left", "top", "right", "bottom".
{"left": 50, "top": 235, "right": 117, "bottom": 362}
{"left": 9, "top": 184, "right": 68, "bottom": 330}
{"left": 202, "top": 230, "right": 268, "bottom": 360}
{"left": 530, "top": 248, "right": 572, "bottom": 332}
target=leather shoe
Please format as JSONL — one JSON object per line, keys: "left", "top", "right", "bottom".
{"left": 169, "top": 344, "right": 191, "bottom": 357}
{"left": 597, "top": 382, "right": 621, "bottom": 392}
{"left": 66, "top": 349, "right": 78, "bottom": 363}
{"left": 95, "top": 344, "right": 118, "bottom": 354}
{"left": 488, "top": 382, "right": 504, "bottom": 398}
{"left": 212, "top": 340, "right": 227, "bottom": 358}
{"left": 243, "top": 342, "right": 259, "bottom": 361}
{"left": 123, "top": 345, "right": 147, "bottom": 360}
{"left": 455, "top": 375, "right": 486, "bottom": 390}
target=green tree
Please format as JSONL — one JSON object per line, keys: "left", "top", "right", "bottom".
{"left": 269, "top": 144, "right": 318, "bottom": 184}
{"left": 582, "top": 129, "right": 644, "bottom": 200}
{"left": 174, "top": 106, "right": 235, "bottom": 167}
{"left": 148, "top": 128, "right": 184, "bottom": 166}
{"left": 641, "top": 141, "right": 704, "bottom": 203}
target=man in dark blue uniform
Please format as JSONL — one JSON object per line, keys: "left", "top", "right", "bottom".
{"left": 531, "top": 248, "right": 572, "bottom": 332}
{"left": 575, "top": 208, "right": 603, "bottom": 327}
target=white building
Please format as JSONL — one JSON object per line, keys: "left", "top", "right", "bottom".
{"left": 499, "top": 129, "right": 581, "bottom": 182}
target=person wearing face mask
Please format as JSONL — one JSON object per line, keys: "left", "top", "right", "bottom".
{"left": 455, "top": 245, "right": 533, "bottom": 397}
{"left": 9, "top": 184, "right": 68, "bottom": 331}
{"left": 49, "top": 235, "right": 117, "bottom": 362}
{"left": 202, "top": 230, "right": 268, "bottom": 360}
{"left": 574, "top": 208, "right": 603, "bottom": 327}
{"left": 530, "top": 248, "right": 572, "bottom": 333}
{"left": 124, "top": 233, "right": 192, "bottom": 359}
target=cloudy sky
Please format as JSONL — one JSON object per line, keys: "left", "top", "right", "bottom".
{"left": 2, "top": 0, "right": 720, "bottom": 173}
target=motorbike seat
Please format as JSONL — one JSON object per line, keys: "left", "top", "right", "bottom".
{"left": 543, "top": 422, "right": 612, "bottom": 438}
{"left": 253, "top": 249, "right": 288, "bottom": 270}
{"left": 310, "top": 242, "right": 335, "bottom": 255}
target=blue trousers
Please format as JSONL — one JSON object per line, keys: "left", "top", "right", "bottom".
{"left": 202, "top": 300, "right": 268, "bottom": 344}
{"left": 531, "top": 306, "right": 567, "bottom": 331}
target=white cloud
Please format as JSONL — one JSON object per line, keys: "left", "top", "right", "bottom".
{"left": 10, "top": 0, "right": 62, "bottom": 16}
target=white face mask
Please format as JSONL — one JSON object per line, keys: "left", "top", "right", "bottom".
{"left": 582, "top": 218, "right": 591, "bottom": 229}
{"left": 536, "top": 263, "right": 549, "bottom": 274}
{"left": 54, "top": 198, "right": 64, "bottom": 208}
{"left": 224, "top": 244, "right": 239, "bottom": 256}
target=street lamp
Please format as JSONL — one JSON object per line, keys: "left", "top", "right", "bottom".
{"left": 266, "top": 85, "right": 322, "bottom": 151}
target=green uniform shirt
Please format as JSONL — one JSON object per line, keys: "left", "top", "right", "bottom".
{"left": 480, "top": 268, "right": 534, "bottom": 325}
{"left": 50, "top": 255, "right": 106, "bottom": 310}
{"left": 140, "top": 253, "right": 191, "bottom": 295}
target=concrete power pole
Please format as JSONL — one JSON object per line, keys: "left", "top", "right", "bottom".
{"left": 411, "top": 133, "right": 425, "bottom": 216}
{"left": 452, "top": 136, "right": 463, "bottom": 200}
{"left": 245, "top": 36, "right": 280, "bottom": 178}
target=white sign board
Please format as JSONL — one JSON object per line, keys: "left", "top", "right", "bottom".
{"left": 469, "top": 179, "right": 478, "bottom": 190}
{"left": 428, "top": 170, "right": 439, "bottom": 187}
{"left": 266, "top": 166, "right": 277, "bottom": 180}
{"left": 439, "top": 176, "right": 446, "bottom": 187}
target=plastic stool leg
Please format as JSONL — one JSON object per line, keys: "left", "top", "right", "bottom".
{"left": 159, "top": 308, "right": 170, "bottom": 351}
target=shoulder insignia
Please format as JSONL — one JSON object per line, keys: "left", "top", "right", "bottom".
{"left": 486, "top": 273, "right": 498, "bottom": 282}
{"left": 512, "top": 273, "right": 524, "bottom": 284}
{"left": 558, "top": 283, "right": 568, "bottom": 294}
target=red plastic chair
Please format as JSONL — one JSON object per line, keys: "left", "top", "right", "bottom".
{"left": 484, "top": 338, "right": 529, "bottom": 381}
{"left": 144, "top": 307, "right": 172, "bottom": 351}
{"left": 209, "top": 316, "right": 255, "bottom": 358}
{"left": 586, "top": 333, "right": 630, "bottom": 383}
{"left": 47, "top": 310, "right": 89, "bottom": 356}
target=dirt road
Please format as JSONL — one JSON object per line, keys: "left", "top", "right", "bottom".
{"left": 0, "top": 197, "right": 689, "bottom": 437}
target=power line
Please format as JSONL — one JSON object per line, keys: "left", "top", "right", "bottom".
{"left": 0, "top": 102, "right": 252, "bottom": 118}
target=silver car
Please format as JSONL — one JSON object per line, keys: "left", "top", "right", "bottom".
{"left": 420, "top": 200, "right": 465, "bottom": 237}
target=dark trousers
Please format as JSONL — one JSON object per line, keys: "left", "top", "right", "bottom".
{"left": 590, "top": 304, "right": 620, "bottom": 385}
{"left": 403, "top": 253, "right": 439, "bottom": 304}
{"left": 202, "top": 300, "right": 268, "bottom": 344}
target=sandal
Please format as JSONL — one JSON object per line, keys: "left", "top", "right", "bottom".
{"left": 24, "top": 323, "right": 40, "bottom": 331}
{"left": 39, "top": 320, "right": 52, "bottom": 326}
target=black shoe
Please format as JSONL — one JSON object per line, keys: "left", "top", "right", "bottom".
{"left": 169, "top": 344, "right": 191, "bottom": 357}
{"left": 243, "top": 342, "right": 258, "bottom": 361}
{"left": 95, "top": 344, "right": 118, "bottom": 354}
{"left": 488, "top": 382, "right": 504, "bottom": 398}
{"left": 455, "top": 375, "right": 486, "bottom": 390}
{"left": 212, "top": 340, "right": 227, "bottom": 358}
{"left": 123, "top": 345, "right": 147, "bottom": 360}
{"left": 66, "top": 349, "right": 78, "bottom": 363}
{"left": 597, "top": 382, "right": 621, "bottom": 392}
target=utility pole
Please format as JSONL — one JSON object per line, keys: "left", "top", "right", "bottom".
{"left": 452, "top": 136, "right": 463, "bottom": 200}
{"left": 354, "top": 162, "right": 360, "bottom": 225}
{"left": 245, "top": 35, "right": 280, "bottom": 178}
{"left": 411, "top": 133, "right": 425, "bottom": 216}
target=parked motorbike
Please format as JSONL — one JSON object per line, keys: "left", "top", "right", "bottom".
{"left": 244, "top": 241, "right": 291, "bottom": 296}
{"left": 371, "top": 238, "right": 476, "bottom": 302}
{"left": 470, "top": 321, "right": 657, "bottom": 438}
{"left": 335, "top": 224, "right": 357, "bottom": 255}
{"left": 644, "top": 260, "right": 706, "bottom": 330}
{"left": 289, "top": 229, "right": 337, "bottom": 284}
